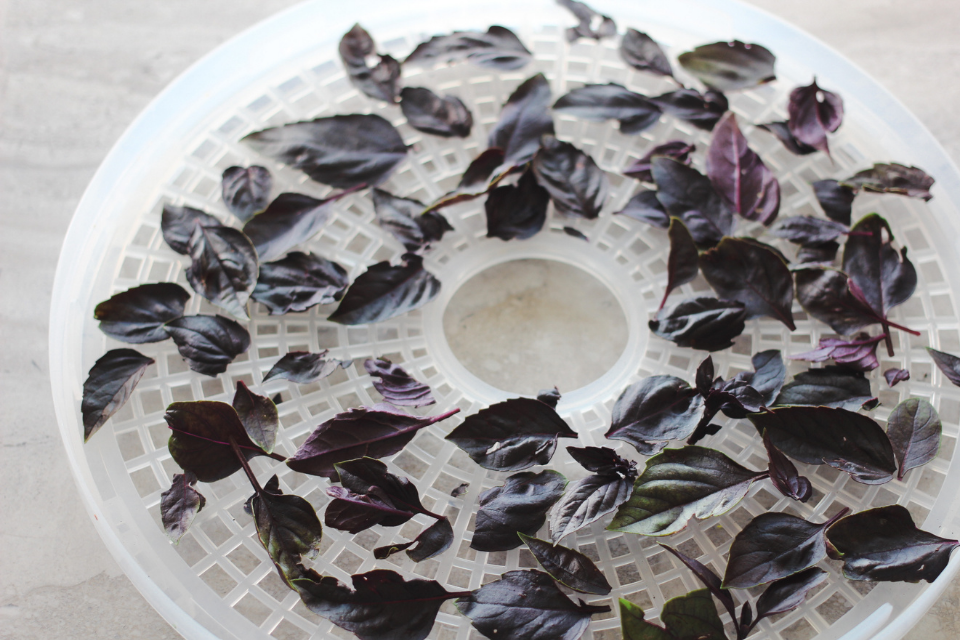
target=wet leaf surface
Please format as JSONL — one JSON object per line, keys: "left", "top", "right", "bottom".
{"left": 329, "top": 254, "right": 441, "bottom": 325}
{"left": 788, "top": 79, "right": 843, "bottom": 155}
{"left": 678, "top": 40, "right": 776, "bottom": 92}
{"left": 252, "top": 251, "right": 348, "bottom": 314}
{"left": 472, "top": 470, "right": 566, "bottom": 551}
{"left": 619, "top": 28, "right": 672, "bottom": 77}
{"left": 405, "top": 26, "right": 532, "bottom": 71}
{"left": 94, "top": 283, "right": 190, "bottom": 343}
{"left": 706, "top": 112, "right": 779, "bottom": 224}
{"left": 651, "top": 157, "right": 733, "bottom": 246}
{"left": 485, "top": 168, "right": 550, "bottom": 240}
{"left": 519, "top": 534, "right": 612, "bottom": 594}
{"left": 400, "top": 87, "right": 473, "bottom": 137}
{"left": 532, "top": 135, "right": 608, "bottom": 218}
{"left": 887, "top": 397, "right": 941, "bottom": 481}
{"left": 488, "top": 73, "right": 555, "bottom": 165}
{"left": 185, "top": 225, "right": 259, "bottom": 320}
{"left": 160, "top": 471, "right": 206, "bottom": 542}
{"left": 164, "top": 315, "right": 251, "bottom": 376}
{"left": 221, "top": 165, "right": 272, "bottom": 221}
{"left": 649, "top": 296, "right": 747, "bottom": 352}
{"left": 605, "top": 376, "right": 704, "bottom": 455}
{"left": 165, "top": 400, "right": 265, "bottom": 483}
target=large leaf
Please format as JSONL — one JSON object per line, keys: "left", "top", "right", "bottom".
{"left": 842, "top": 213, "right": 917, "bottom": 322}
{"left": 485, "top": 167, "right": 550, "bottom": 240}
{"left": 651, "top": 157, "right": 733, "bottom": 247}
{"left": 826, "top": 505, "right": 959, "bottom": 583}
{"left": 446, "top": 397, "right": 577, "bottom": 471}
{"left": 232, "top": 381, "right": 279, "bottom": 454}
{"left": 457, "top": 570, "right": 609, "bottom": 640}
{"left": 794, "top": 268, "right": 877, "bottom": 335}
{"left": 371, "top": 188, "right": 453, "bottom": 251}
{"left": 558, "top": 0, "right": 616, "bottom": 42}
{"left": 324, "top": 457, "right": 428, "bottom": 533}
{"left": 812, "top": 179, "right": 856, "bottom": 225}
{"left": 263, "top": 350, "right": 350, "bottom": 384}
{"left": 221, "top": 165, "right": 272, "bottom": 222}
{"left": 165, "top": 400, "right": 265, "bottom": 483}
{"left": 81, "top": 349, "right": 155, "bottom": 441}
{"left": 928, "top": 347, "right": 960, "bottom": 388}
{"left": 286, "top": 405, "right": 459, "bottom": 479}
{"left": 764, "top": 430, "right": 812, "bottom": 502}
{"left": 552, "top": 83, "right": 661, "bottom": 134}
{"left": 242, "top": 114, "right": 407, "bottom": 189}
{"left": 160, "top": 471, "right": 206, "bottom": 542}
{"left": 400, "top": 87, "right": 473, "bottom": 138}
{"left": 624, "top": 141, "right": 694, "bottom": 183}
{"left": 160, "top": 204, "right": 223, "bottom": 255}
{"left": 328, "top": 254, "right": 441, "bottom": 325}
{"left": 700, "top": 237, "right": 796, "bottom": 329}
{"left": 787, "top": 79, "right": 843, "bottom": 155}
{"left": 163, "top": 314, "right": 251, "bottom": 376}
{"left": 185, "top": 225, "right": 259, "bottom": 320}
{"left": 706, "top": 112, "right": 779, "bottom": 224}
{"left": 661, "top": 218, "right": 699, "bottom": 309}
{"left": 774, "top": 366, "right": 875, "bottom": 410}
{"left": 609, "top": 446, "right": 766, "bottom": 536}
{"left": 532, "top": 135, "right": 608, "bottom": 218}
{"left": 519, "top": 534, "right": 612, "bottom": 595}
{"left": 619, "top": 29, "right": 672, "bottom": 77}
{"left": 758, "top": 121, "right": 817, "bottom": 156}
{"left": 252, "top": 475, "right": 323, "bottom": 584}
{"left": 842, "top": 163, "right": 935, "bottom": 201}
{"left": 94, "top": 283, "right": 191, "bottom": 343}
{"left": 620, "top": 590, "right": 725, "bottom": 640}
{"left": 472, "top": 470, "right": 566, "bottom": 551}
{"left": 363, "top": 357, "right": 435, "bottom": 407}
{"left": 650, "top": 88, "right": 728, "bottom": 131}
{"left": 771, "top": 215, "right": 848, "bottom": 245}
{"left": 405, "top": 26, "right": 532, "bottom": 71}
{"left": 749, "top": 406, "right": 896, "bottom": 484}
{"left": 649, "top": 296, "right": 747, "bottom": 352}
{"left": 678, "top": 40, "right": 775, "bottom": 92}
{"left": 887, "top": 397, "right": 941, "bottom": 481}
{"left": 252, "top": 251, "right": 348, "bottom": 315}
{"left": 339, "top": 24, "right": 401, "bottom": 103}
{"left": 615, "top": 189, "right": 669, "bottom": 228}
{"left": 605, "top": 376, "right": 704, "bottom": 455}
{"left": 243, "top": 192, "right": 341, "bottom": 262}
{"left": 488, "top": 73, "right": 555, "bottom": 165}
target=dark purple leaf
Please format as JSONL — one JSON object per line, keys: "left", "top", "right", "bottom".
{"left": 791, "top": 332, "right": 884, "bottom": 372}
{"left": 774, "top": 365, "right": 875, "bottom": 410}
{"left": 165, "top": 400, "right": 265, "bottom": 483}
{"left": 552, "top": 83, "right": 661, "bottom": 134}
{"left": 749, "top": 406, "right": 896, "bottom": 484}
{"left": 764, "top": 430, "right": 812, "bottom": 502}
{"left": 532, "top": 135, "right": 607, "bottom": 218}
{"left": 232, "top": 380, "right": 279, "bottom": 454}
{"left": 649, "top": 296, "right": 747, "bottom": 352}
{"left": 757, "top": 121, "right": 817, "bottom": 156}
{"left": 609, "top": 446, "right": 767, "bottom": 536}
{"left": 161, "top": 204, "right": 223, "bottom": 255}
{"left": 679, "top": 40, "right": 776, "bottom": 92}
{"left": 489, "top": 73, "right": 555, "bottom": 166}
{"left": 794, "top": 268, "right": 877, "bottom": 335}
{"left": 563, "top": 226, "right": 589, "bottom": 241}
{"left": 242, "top": 114, "right": 407, "bottom": 189}
{"left": 164, "top": 315, "right": 250, "bottom": 376}
{"left": 813, "top": 179, "right": 856, "bottom": 225}
{"left": 185, "top": 225, "right": 259, "bottom": 320}
{"left": 796, "top": 241, "right": 840, "bottom": 266}
{"left": 928, "top": 348, "right": 960, "bottom": 388}
{"left": 519, "top": 534, "right": 612, "bottom": 595}
{"left": 325, "top": 457, "right": 427, "bottom": 533}
{"left": 753, "top": 567, "right": 827, "bottom": 626}
{"left": 884, "top": 368, "right": 910, "bottom": 387}
{"left": 160, "top": 471, "right": 206, "bottom": 542}
{"left": 826, "top": 505, "right": 959, "bottom": 583}
{"left": 842, "top": 163, "right": 935, "bottom": 201}
{"left": 485, "top": 168, "right": 550, "bottom": 240}
{"left": 661, "top": 217, "right": 699, "bottom": 309}
{"left": 566, "top": 445, "right": 635, "bottom": 477}
{"left": 405, "top": 26, "right": 532, "bottom": 71}
{"left": 658, "top": 544, "right": 737, "bottom": 627}
{"left": 472, "top": 470, "right": 566, "bottom": 551}
{"left": 374, "top": 516, "right": 455, "bottom": 562}
{"left": 549, "top": 473, "right": 634, "bottom": 542}
{"left": 787, "top": 79, "right": 843, "bottom": 155}
{"left": 623, "top": 141, "right": 694, "bottom": 183}
{"left": 371, "top": 188, "right": 453, "bottom": 251}
{"left": 735, "top": 350, "right": 787, "bottom": 407}
{"left": 339, "top": 24, "right": 401, "bottom": 103}
{"left": 651, "top": 157, "right": 733, "bottom": 246}
{"left": 242, "top": 191, "right": 341, "bottom": 263}
{"left": 94, "top": 283, "right": 190, "bottom": 343}
{"left": 400, "top": 87, "right": 473, "bottom": 137}
{"left": 458, "top": 148, "right": 507, "bottom": 192}
{"left": 619, "top": 29, "right": 672, "bottom": 77}
{"left": 445, "top": 397, "right": 577, "bottom": 471}
{"left": 451, "top": 483, "right": 469, "bottom": 498}
{"left": 650, "top": 88, "right": 728, "bottom": 131}
{"left": 605, "top": 376, "right": 704, "bottom": 455}
{"left": 221, "top": 165, "right": 272, "bottom": 222}
{"left": 364, "top": 357, "right": 435, "bottom": 407}
{"left": 843, "top": 214, "right": 917, "bottom": 321}
{"left": 252, "top": 251, "right": 348, "bottom": 315}
{"left": 457, "top": 570, "right": 609, "bottom": 640}
{"left": 620, "top": 589, "right": 725, "bottom": 640}
{"left": 696, "top": 355, "right": 715, "bottom": 397}
{"left": 707, "top": 112, "right": 780, "bottom": 224}
{"left": 557, "top": 0, "right": 616, "bottom": 42}
{"left": 888, "top": 398, "right": 941, "bottom": 481}
{"left": 328, "top": 254, "right": 441, "bottom": 325}
{"left": 615, "top": 189, "right": 669, "bottom": 227}
{"left": 709, "top": 376, "right": 766, "bottom": 422}
{"left": 286, "top": 405, "right": 459, "bottom": 479}
{"left": 264, "top": 349, "right": 347, "bottom": 383}
{"left": 772, "top": 216, "right": 849, "bottom": 245}
{"left": 251, "top": 475, "right": 324, "bottom": 585}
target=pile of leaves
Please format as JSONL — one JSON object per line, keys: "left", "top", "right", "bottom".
{"left": 80, "top": 2, "right": 958, "bottom": 639}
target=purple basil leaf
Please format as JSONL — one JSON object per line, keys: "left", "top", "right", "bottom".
{"left": 884, "top": 367, "right": 911, "bottom": 387}
{"left": 489, "top": 73, "right": 555, "bottom": 165}
{"left": 161, "top": 204, "right": 223, "bottom": 255}
{"left": 485, "top": 167, "right": 550, "bottom": 240}
{"left": 406, "top": 517, "right": 454, "bottom": 562}
{"left": 661, "top": 217, "right": 699, "bottom": 309}
{"left": 457, "top": 570, "right": 609, "bottom": 640}
{"left": 887, "top": 397, "right": 941, "bottom": 481}
{"left": 813, "top": 179, "right": 856, "bottom": 225}
{"left": 263, "top": 350, "right": 350, "bottom": 384}
{"left": 615, "top": 189, "right": 669, "bottom": 227}
{"left": 552, "top": 83, "right": 661, "bottom": 134}
{"left": 712, "top": 377, "right": 765, "bottom": 419}
{"left": 563, "top": 226, "right": 589, "bottom": 241}
{"left": 795, "top": 268, "right": 877, "bottom": 335}
{"left": 472, "top": 470, "right": 567, "bottom": 551}
{"left": 700, "top": 237, "right": 796, "bottom": 329}
{"left": 749, "top": 406, "right": 896, "bottom": 484}
{"left": 774, "top": 365, "right": 875, "bottom": 410}
{"left": 364, "top": 357, "right": 435, "bottom": 407}
{"left": 754, "top": 567, "right": 827, "bottom": 625}
{"left": 251, "top": 475, "right": 324, "bottom": 585}
{"left": 928, "top": 347, "right": 960, "bottom": 388}
{"left": 566, "top": 445, "right": 635, "bottom": 477}
{"left": 796, "top": 241, "right": 840, "bottom": 266}
{"left": 736, "top": 350, "right": 787, "bottom": 407}
{"left": 763, "top": 430, "right": 812, "bottom": 502}
{"left": 532, "top": 134, "right": 608, "bottom": 218}
{"left": 707, "top": 112, "right": 780, "bottom": 224}
{"left": 826, "top": 505, "right": 959, "bottom": 583}
{"left": 623, "top": 140, "right": 694, "bottom": 183}
{"left": 519, "top": 533, "right": 612, "bottom": 595}
{"left": 787, "top": 79, "right": 843, "bottom": 155}
{"left": 772, "top": 216, "right": 849, "bottom": 245}
{"left": 400, "top": 86, "right": 473, "bottom": 137}
{"left": 451, "top": 482, "right": 469, "bottom": 498}
{"left": 649, "top": 296, "right": 747, "bottom": 352}
{"left": 557, "top": 0, "right": 616, "bottom": 42}
{"left": 286, "top": 404, "right": 459, "bottom": 479}
{"left": 650, "top": 88, "right": 728, "bottom": 131}
{"left": 651, "top": 157, "right": 733, "bottom": 247}
{"left": 458, "top": 148, "right": 507, "bottom": 192}
{"left": 696, "top": 355, "right": 715, "bottom": 397}
{"left": 405, "top": 26, "right": 532, "bottom": 71}
{"left": 165, "top": 400, "right": 265, "bottom": 483}
{"left": 329, "top": 253, "right": 441, "bottom": 325}
{"left": 372, "top": 188, "right": 453, "bottom": 251}
{"left": 658, "top": 544, "right": 737, "bottom": 627}
{"left": 620, "top": 590, "right": 725, "bottom": 640}
{"left": 222, "top": 165, "right": 272, "bottom": 222}
{"left": 185, "top": 225, "right": 259, "bottom": 320}
{"left": 757, "top": 121, "right": 817, "bottom": 156}
{"left": 842, "top": 163, "right": 935, "bottom": 201}
{"left": 791, "top": 332, "right": 884, "bottom": 372}
{"left": 549, "top": 473, "right": 634, "bottom": 542}
{"left": 619, "top": 28, "right": 672, "bottom": 77}
{"left": 242, "top": 114, "right": 408, "bottom": 189}
{"left": 339, "top": 24, "right": 401, "bottom": 103}
{"left": 81, "top": 348, "right": 154, "bottom": 442}
{"left": 325, "top": 457, "right": 425, "bottom": 533}
{"left": 445, "top": 397, "right": 577, "bottom": 471}
{"left": 605, "top": 376, "right": 704, "bottom": 455}
{"left": 232, "top": 380, "right": 279, "bottom": 454}
{"left": 678, "top": 40, "right": 776, "bottom": 92}
{"left": 163, "top": 314, "right": 250, "bottom": 376}
{"left": 160, "top": 471, "right": 206, "bottom": 542}
{"left": 94, "top": 282, "right": 191, "bottom": 343}
{"left": 243, "top": 191, "right": 341, "bottom": 263}
{"left": 252, "top": 251, "right": 348, "bottom": 315}
{"left": 843, "top": 214, "right": 917, "bottom": 322}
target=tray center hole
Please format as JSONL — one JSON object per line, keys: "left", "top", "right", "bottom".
{"left": 443, "top": 258, "right": 628, "bottom": 395}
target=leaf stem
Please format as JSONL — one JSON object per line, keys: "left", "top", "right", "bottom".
{"left": 425, "top": 408, "right": 461, "bottom": 425}
{"left": 822, "top": 506, "right": 851, "bottom": 529}
{"left": 229, "top": 436, "right": 263, "bottom": 495}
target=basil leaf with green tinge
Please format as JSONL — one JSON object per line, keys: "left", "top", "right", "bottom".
{"left": 339, "top": 24, "right": 401, "bottom": 103}
{"left": 252, "top": 475, "right": 323, "bottom": 585}
{"left": 658, "top": 544, "right": 737, "bottom": 627}
{"left": 160, "top": 471, "right": 206, "bottom": 542}
{"left": 488, "top": 73, "right": 555, "bottom": 165}
{"left": 164, "top": 314, "right": 251, "bottom": 376}
{"left": 842, "top": 163, "right": 935, "bottom": 201}
{"left": 649, "top": 296, "right": 747, "bottom": 352}
{"left": 605, "top": 376, "right": 704, "bottom": 455}
{"left": 221, "top": 165, "right": 272, "bottom": 222}
{"left": 472, "top": 470, "right": 567, "bottom": 551}
{"left": 620, "top": 590, "right": 725, "bottom": 640}
{"left": 232, "top": 381, "right": 279, "bottom": 454}
{"left": 400, "top": 87, "right": 473, "bottom": 138}
{"left": 707, "top": 112, "right": 780, "bottom": 225}
{"left": 363, "top": 357, "right": 435, "bottom": 407}
{"left": 552, "top": 83, "right": 661, "bottom": 134}
{"left": 619, "top": 29, "right": 672, "bottom": 77}
{"left": 252, "top": 251, "right": 348, "bottom": 315}
{"left": 519, "top": 534, "right": 612, "bottom": 594}
{"left": 185, "top": 225, "right": 259, "bottom": 320}
{"left": 405, "top": 26, "right": 532, "bottom": 71}
{"left": 485, "top": 168, "right": 550, "bottom": 240}
{"left": 328, "top": 254, "right": 441, "bottom": 325}
{"left": 887, "top": 397, "right": 941, "bottom": 481}
{"left": 161, "top": 204, "right": 223, "bottom": 255}
{"left": 651, "top": 157, "right": 732, "bottom": 247}
{"left": 678, "top": 40, "right": 776, "bottom": 92}
{"left": 787, "top": 79, "right": 843, "bottom": 156}
{"left": 81, "top": 348, "right": 155, "bottom": 441}
{"left": 532, "top": 135, "right": 607, "bottom": 218}
{"left": 94, "top": 282, "right": 191, "bottom": 343}
{"left": 165, "top": 400, "right": 265, "bottom": 483}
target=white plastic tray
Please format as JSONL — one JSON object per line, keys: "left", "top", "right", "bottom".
{"left": 49, "top": 1, "right": 960, "bottom": 639}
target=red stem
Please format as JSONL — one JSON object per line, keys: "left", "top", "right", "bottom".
{"left": 822, "top": 506, "right": 851, "bottom": 529}
{"left": 425, "top": 408, "right": 461, "bottom": 425}
{"left": 229, "top": 436, "right": 263, "bottom": 495}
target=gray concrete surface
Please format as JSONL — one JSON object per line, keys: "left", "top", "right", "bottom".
{"left": 1, "top": 0, "right": 959, "bottom": 638}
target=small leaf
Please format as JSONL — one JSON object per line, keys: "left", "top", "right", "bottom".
{"left": 566, "top": 445, "right": 635, "bottom": 477}
{"left": 888, "top": 398, "right": 941, "bottom": 481}
{"left": 371, "top": 188, "right": 453, "bottom": 251}
{"left": 557, "top": 0, "right": 616, "bottom": 42}
{"left": 678, "top": 40, "right": 776, "bottom": 92}
{"left": 243, "top": 192, "right": 339, "bottom": 263}
{"left": 451, "top": 483, "right": 469, "bottom": 498}
{"left": 605, "top": 376, "right": 704, "bottom": 455}
{"left": 652, "top": 157, "right": 733, "bottom": 247}
{"left": 161, "top": 204, "right": 223, "bottom": 255}
{"left": 842, "top": 163, "right": 935, "bottom": 201}
{"left": 405, "top": 26, "right": 532, "bottom": 71}
{"left": 472, "top": 470, "right": 566, "bottom": 551}
{"left": 619, "top": 29, "right": 672, "bottom": 77}
{"left": 661, "top": 218, "right": 699, "bottom": 309}
{"left": 706, "top": 112, "right": 780, "bottom": 224}
{"left": 928, "top": 347, "right": 960, "bottom": 388}
{"left": 791, "top": 332, "right": 884, "bottom": 372}
{"left": 519, "top": 533, "right": 612, "bottom": 594}
{"left": 252, "top": 476, "right": 323, "bottom": 585}
{"left": 754, "top": 567, "right": 828, "bottom": 623}
{"left": 884, "top": 368, "right": 910, "bottom": 387}
{"left": 242, "top": 114, "right": 407, "bottom": 189}
{"left": 363, "top": 357, "right": 435, "bottom": 407}
{"left": 758, "top": 121, "right": 817, "bottom": 156}
{"left": 185, "top": 225, "right": 259, "bottom": 320}
{"left": 771, "top": 216, "right": 849, "bottom": 245}
{"left": 488, "top": 73, "right": 555, "bottom": 165}
{"left": 221, "top": 165, "right": 272, "bottom": 221}
{"left": 615, "top": 189, "right": 669, "bottom": 227}
{"left": 328, "top": 254, "right": 441, "bottom": 325}
{"left": 233, "top": 381, "right": 279, "bottom": 454}
{"left": 649, "top": 296, "right": 747, "bottom": 352}
{"left": 552, "top": 83, "right": 661, "bottom": 134}
{"left": 735, "top": 350, "right": 786, "bottom": 407}
{"left": 252, "top": 251, "right": 348, "bottom": 315}
{"left": 624, "top": 141, "right": 694, "bottom": 183}
{"left": 812, "top": 179, "right": 856, "bottom": 225}
{"left": 94, "top": 283, "right": 191, "bottom": 343}
{"left": 485, "top": 167, "right": 550, "bottom": 240}
{"left": 82, "top": 349, "right": 154, "bottom": 441}
{"left": 160, "top": 471, "right": 206, "bottom": 542}
{"left": 787, "top": 79, "right": 843, "bottom": 155}
{"left": 549, "top": 473, "right": 634, "bottom": 543}
{"left": 164, "top": 315, "right": 251, "bottom": 376}
{"left": 532, "top": 135, "right": 608, "bottom": 218}
{"left": 339, "top": 24, "right": 401, "bottom": 103}
{"left": 775, "top": 365, "right": 875, "bottom": 410}
{"left": 763, "top": 430, "right": 812, "bottom": 502}
{"left": 165, "top": 400, "right": 265, "bottom": 483}
{"left": 400, "top": 87, "right": 473, "bottom": 137}
{"left": 650, "top": 88, "right": 728, "bottom": 131}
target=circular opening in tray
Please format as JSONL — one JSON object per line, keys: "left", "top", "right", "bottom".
{"left": 442, "top": 258, "right": 629, "bottom": 395}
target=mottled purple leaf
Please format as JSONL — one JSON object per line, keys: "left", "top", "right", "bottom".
{"left": 400, "top": 86, "right": 473, "bottom": 137}
{"left": 624, "top": 141, "right": 694, "bottom": 183}
{"left": 405, "top": 26, "right": 532, "bottom": 71}
{"left": 329, "top": 253, "right": 441, "bottom": 325}
{"left": 222, "top": 165, "right": 272, "bottom": 222}
{"left": 552, "top": 83, "right": 661, "bottom": 134}
{"left": 842, "top": 163, "right": 935, "bottom": 201}
{"left": 164, "top": 315, "right": 250, "bottom": 376}
{"left": 339, "top": 24, "right": 401, "bottom": 103}
{"left": 649, "top": 296, "right": 747, "bottom": 352}
{"left": 519, "top": 534, "right": 612, "bottom": 594}
{"left": 605, "top": 376, "right": 704, "bottom": 455}
{"left": 472, "top": 470, "right": 567, "bottom": 551}
{"left": 679, "top": 40, "right": 775, "bottom": 92}
{"left": 185, "top": 225, "right": 259, "bottom": 320}
{"left": 232, "top": 380, "right": 279, "bottom": 454}
{"left": 485, "top": 168, "right": 550, "bottom": 240}
{"left": 94, "top": 283, "right": 190, "bottom": 343}
{"left": 707, "top": 112, "right": 779, "bottom": 224}
{"left": 557, "top": 0, "right": 616, "bottom": 42}
{"left": 888, "top": 397, "right": 941, "bottom": 481}
{"left": 251, "top": 475, "right": 324, "bottom": 585}
{"left": 619, "top": 29, "right": 672, "bottom": 77}
{"left": 252, "top": 251, "right": 348, "bottom": 315}
{"left": 161, "top": 204, "right": 223, "bottom": 255}
{"left": 787, "top": 79, "right": 843, "bottom": 155}
{"left": 532, "top": 135, "right": 607, "bottom": 218}
{"left": 263, "top": 350, "right": 350, "bottom": 384}
{"left": 160, "top": 471, "right": 206, "bottom": 542}
{"left": 364, "top": 357, "right": 435, "bottom": 407}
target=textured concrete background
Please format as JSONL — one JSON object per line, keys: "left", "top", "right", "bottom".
{"left": 1, "top": 0, "right": 958, "bottom": 638}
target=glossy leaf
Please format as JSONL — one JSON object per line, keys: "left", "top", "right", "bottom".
{"left": 488, "top": 73, "right": 555, "bottom": 165}
{"left": 161, "top": 204, "right": 223, "bottom": 255}
{"left": 373, "top": 516, "right": 455, "bottom": 562}
{"left": 764, "top": 430, "right": 812, "bottom": 502}
{"left": 649, "top": 296, "right": 747, "bottom": 352}
{"left": 485, "top": 168, "right": 550, "bottom": 240}
{"left": 813, "top": 179, "right": 856, "bottom": 225}
{"left": 605, "top": 376, "right": 704, "bottom": 455}
{"left": 400, "top": 87, "right": 473, "bottom": 137}
{"left": 519, "top": 534, "right": 612, "bottom": 594}
{"left": 472, "top": 470, "right": 566, "bottom": 551}
{"left": 165, "top": 400, "right": 265, "bottom": 483}
{"left": 532, "top": 135, "right": 608, "bottom": 218}
{"left": 843, "top": 163, "right": 935, "bottom": 201}
{"left": 232, "top": 381, "right": 279, "bottom": 454}
{"left": 658, "top": 545, "right": 737, "bottom": 627}
{"left": 884, "top": 368, "right": 911, "bottom": 387}
{"left": 650, "top": 88, "right": 728, "bottom": 131}
{"left": 772, "top": 216, "right": 848, "bottom": 245}
{"left": 624, "top": 141, "right": 694, "bottom": 183}
{"left": 651, "top": 157, "right": 733, "bottom": 246}
{"left": 405, "top": 26, "right": 532, "bottom": 71}
{"left": 457, "top": 570, "right": 609, "bottom": 640}
{"left": 928, "top": 347, "right": 960, "bottom": 388}
{"left": 325, "top": 457, "right": 426, "bottom": 533}
{"left": 164, "top": 315, "right": 250, "bottom": 376}
{"left": 552, "top": 83, "right": 661, "bottom": 134}
{"left": 661, "top": 218, "right": 699, "bottom": 309}
{"left": 221, "top": 165, "right": 272, "bottom": 221}
{"left": 252, "top": 251, "right": 348, "bottom": 315}
{"left": 678, "top": 40, "right": 775, "bottom": 92}
{"left": 160, "top": 471, "right": 206, "bottom": 542}
{"left": 826, "top": 505, "right": 959, "bottom": 583}
{"left": 243, "top": 192, "right": 340, "bottom": 262}
{"left": 794, "top": 268, "right": 876, "bottom": 335}
{"left": 787, "top": 79, "right": 843, "bottom": 155}
{"left": 887, "top": 397, "right": 941, "bottom": 481}
{"left": 364, "top": 357, "right": 435, "bottom": 407}
{"left": 557, "top": 0, "right": 616, "bottom": 42}
{"left": 252, "top": 476, "right": 324, "bottom": 584}
{"left": 371, "top": 188, "right": 453, "bottom": 251}
{"left": 620, "top": 590, "right": 725, "bottom": 640}
{"left": 707, "top": 112, "right": 780, "bottom": 224}
{"left": 328, "top": 254, "right": 441, "bottom": 325}
{"left": 94, "top": 283, "right": 190, "bottom": 343}
{"left": 339, "top": 24, "right": 401, "bottom": 103}
{"left": 242, "top": 114, "right": 407, "bottom": 189}
{"left": 753, "top": 567, "right": 827, "bottom": 626}
{"left": 446, "top": 397, "right": 577, "bottom": 471}
{"left": 609, "top": 446, "right": 766, "bottom": 536}
{"left": 791, "top": 333, "right": 884, "bottom": 372}
{"left": 775, "top": 366, "right": 874, "bottom": 409}
{"left": 843, "top": 214, "right": 917, "bottom": 321}
{"left": 185, "top": 225, "right": 259, "bottom": 320}
{"left": 615, "top": 189, "right": 669, "bottom": 228}
{"left": 758, "top": 121, "right": 817, "bottom": 156}
{"left": 549, "top": 472, "right": 634, "bottom": 542}
{"left": 619, "top": 29, "right": 672, "bottom": 77}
